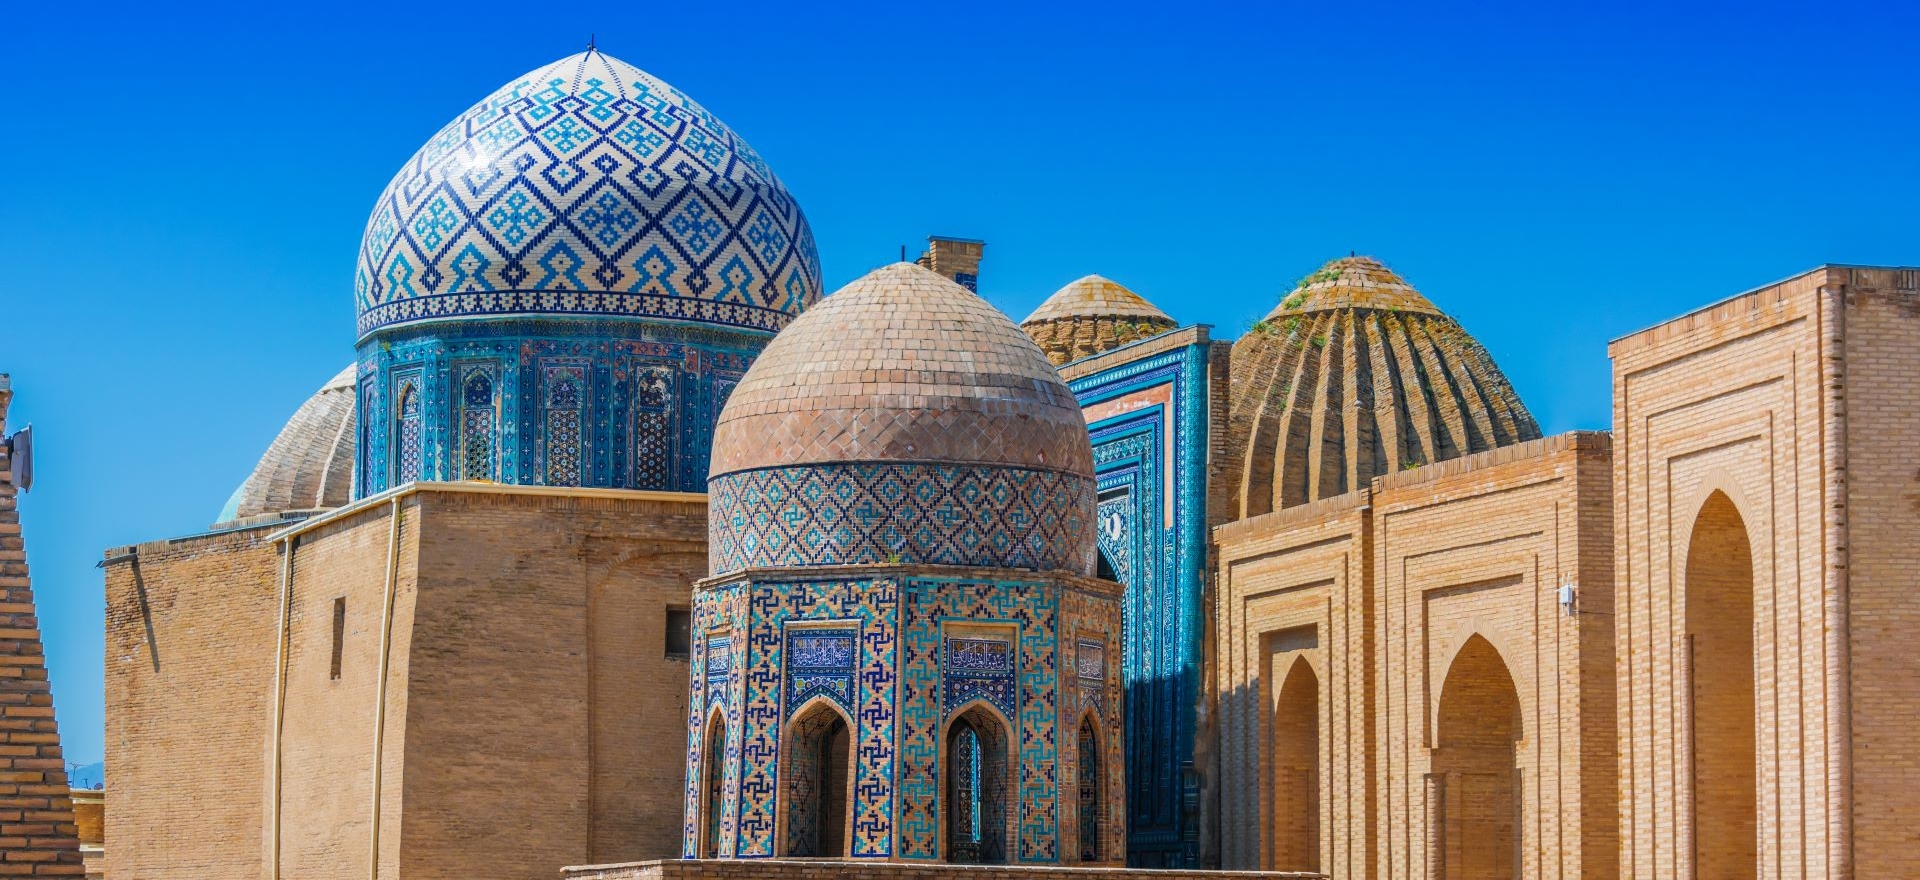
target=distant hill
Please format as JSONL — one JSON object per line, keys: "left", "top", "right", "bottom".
{"left": 67, "top": 761, "right": 102, "bottom": 790}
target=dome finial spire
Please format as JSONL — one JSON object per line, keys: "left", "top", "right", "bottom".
{"left": 587, "top": 33, "right": 596, "bottom": 52}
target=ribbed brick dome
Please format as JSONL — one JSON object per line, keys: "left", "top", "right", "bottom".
{"left": 707, "top": 262, "right": 1096, "bottom": 576}
{"left": 1021, "top": 275, "right": 1177, "bottom": 365}
{"left": 217, "top": 365, "right": 358, "bottom": 524}
{"left": 1227, "top": 256, "right": 1540, "bottom": 518}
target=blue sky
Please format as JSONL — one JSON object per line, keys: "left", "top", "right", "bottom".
{"left": 5, "top": 0, "right": 1914, "bottom": 766}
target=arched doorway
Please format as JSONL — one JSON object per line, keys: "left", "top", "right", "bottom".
{"left": 1270, "top": 656, "right": 1320, "bottom": 872}
{"left": 944, "top": 705, "right": 1011, "bottom": 864}
{"left": 1435, "top": 634, "right": 1523, "bottom": 880}
{"left": 700, "top": 709, "right": 726, "bottom": 858}
{"left": 1076, "top": 713, "right": 1103, "bottom": 863}
{"left": 781, "top": 701, "right": 852, "bottom": 857}
{"left": 1686, "top": 490, "right": 1756, "bottom": 878}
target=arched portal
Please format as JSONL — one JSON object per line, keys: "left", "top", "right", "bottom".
{"left": 781, "top": 701, "right": 852, "bottom": 857}
{"left": 1435, "top": 634, "right": 1523, "bottom": 880}
{"left": 944, "top": 705, "right": 1011, "bottom": 864}
{"left": 700, "top": 709, "right": 726, "bottom": 858}
{"left": 1686, "top": 490, "right": 1756, "bottom": 878}
{"left": 1076, "top": 713, "right": 1103, "bottom": 863}
{"left": 1270, "top": 656, "right": 1320, "bottom": 872}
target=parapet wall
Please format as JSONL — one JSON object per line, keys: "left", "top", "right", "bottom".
{"left": 564, "top": 859, "right": 1319, "bottom": 880}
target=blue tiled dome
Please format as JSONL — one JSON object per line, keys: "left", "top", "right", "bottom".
{"left": 354, "top": 50, "right": 820, "bottom": 339}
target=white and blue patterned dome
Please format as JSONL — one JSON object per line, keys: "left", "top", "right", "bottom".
{"left": 354, "top": 50, "right": 821, "bottom": 339}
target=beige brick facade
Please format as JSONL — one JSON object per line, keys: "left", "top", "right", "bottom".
{"left": 1214, "top": 434, "right": 1614, "bottom": 879}
{"left": 105, "top": 483, "right": 708, "bottom": 880}
{"left": 1611, "top": 266, "right": 1920, "bottom": 879}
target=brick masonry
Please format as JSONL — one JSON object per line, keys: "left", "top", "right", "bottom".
{"left": 1213, "top": 433, "right": 1616, "bottom": 878}
{"left": 0, "top": 376, "right": 84, "bottom": 877}
{"left": 561, "top": 857, "right": 1320, "bottom": 880}
{"left": 105, "top": 483, "right": 710, "bottom": 880}
{"left": 1611, "top": 265, "right": 1920, "bottom": 879}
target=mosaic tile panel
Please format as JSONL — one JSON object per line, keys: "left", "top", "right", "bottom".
{"left": 733, "top": 579, "right": 900, "bottom": 858}
{"left": 357, "top": 319, "right": 759, "bottom": 496}
{"left": 1069, "top": 344, "right": 1210, "bottom": 866}
{"left": 684, "top": 584, "right": 749, "bottom": 857}
{"left": 708, "top": 463, "right": 1095, "bottom": 576}
{"left": 355, "top": 51, "right": 820, "bottom": 338}
{"left": 897, "top": 578, "right": 1060, "bottom": 862}
{"left": 785, "top": 628, "right": 857, "bottom": 716}
{"left": 1059, "top": 587, "right": 1126, "bottom": 865}
{"left": 456, "top": 365, "right": 497, "bottom": 480}
{"left": 943, "top": 636, "right": 1016, "bottom": 719}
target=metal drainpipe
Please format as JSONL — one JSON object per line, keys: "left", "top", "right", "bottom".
{"left": 370, "top": 497, "right": 402, "bottom": 879}
{"left": 269, "top": 533, "right": 297, "bottom": 880}
{"left": 1819, "top": 279, "right": 1853, "bottom": 879}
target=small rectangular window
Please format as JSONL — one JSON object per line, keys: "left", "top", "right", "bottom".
{"left": 666, "top": 607, "right": 692, "bottom": 659}
{"left": 330, "top": 597, "right": 347, "bottom": 680}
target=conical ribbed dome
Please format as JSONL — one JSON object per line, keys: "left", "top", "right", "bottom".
{"left": 1226, "top": 256, "right": 1540, "bottom": 518}
{"left": 1021, "top": 275, "right": 1177, "bottom": 365}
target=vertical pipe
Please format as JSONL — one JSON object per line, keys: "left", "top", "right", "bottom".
{"left": 1818, "top": 278, "right": 1853, "bottom": 880}
{"left": 369, "top": 498, "right": 402, "bottom": 879}
{"left": 268, "top": 535, "right": 297, "bottom": 880}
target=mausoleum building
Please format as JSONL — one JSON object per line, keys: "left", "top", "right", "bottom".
{"left": 91, "top": 45, "right": 1920, "bottom": 880}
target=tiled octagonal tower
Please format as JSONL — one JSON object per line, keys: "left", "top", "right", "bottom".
{"left": 685, "top": 263, "right": 1124, "bottom": 866}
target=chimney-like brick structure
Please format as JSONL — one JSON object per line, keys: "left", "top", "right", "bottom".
{"left": 0, "top": 375, "right": 84, "bottom": 876}
{"left": 914, "top": 235, "right": 984, "bottom": 292}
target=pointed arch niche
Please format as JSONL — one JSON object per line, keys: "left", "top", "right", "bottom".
{"left": 779, "top": 698, "right": 853, "bottom": 857}
{"left": 1685, "top": 490, "right": 1757, "bottom": 878}
{"left": 943, "top": 702, "right": 1013, "bottom": 864}
{"left": 1434, "top": 633, "right": 1523, "bottom": 880}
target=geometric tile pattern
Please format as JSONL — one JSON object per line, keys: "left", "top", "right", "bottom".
{"left": 1069, "top": 343, "right": 1211, "bottom": 867}
{"left": 943, "top": 636, "right": 1015, "bottom": 720}
{"left": 684, "top": 572, "right": 1122, "bottom": 866}
{"left": 785, "top": 628, "right": 857, "bottom": 717}
{"left": 708, "top": 463, "right": 1095, "bottom": 576}
{"left": 355, "top": 320, "right": 756, "bottom": 496}
{"left": 897, "top": 578, "right": 1064, "bottom": 862}
{"left": 355, "top": 51, "right": 819, "bottom": 339}
{"left": 1059, "top": 585, "right": 1127, "bottom": 865}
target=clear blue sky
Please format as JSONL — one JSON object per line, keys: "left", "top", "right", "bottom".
{"left": 5, "top": 0, "right": 1914, "bottom": 767}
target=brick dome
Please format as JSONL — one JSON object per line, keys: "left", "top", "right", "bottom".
{"left": 1227, "top": 256, "right": 1540, "bottom": 518}
{"left": 216, "top": 365, "right": 357, "bottom": 525}
{"left": 1021, "top": 274, "right": 1178, "bottom": 365}
{"left": 711, "top": 261, "right": 1093, "bottom": 479}
{"left": 707, "top": 262, "right": 1096, "bottom": 576}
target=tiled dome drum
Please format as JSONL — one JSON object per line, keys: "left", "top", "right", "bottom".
{"left": 708, "top": 262, "right": 1097, "bottom": 576}
{"left": 351, "top": 51, "right": 821, "bottom": 497}
{"left": 354, "top": 51, "right": 820, "bottom": 336}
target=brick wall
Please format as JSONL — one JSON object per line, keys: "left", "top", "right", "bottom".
{"left": 1372, "top": 433, "right": 1614, "bottom": 880}
{"left": 0, "top": 376, "right": 83, "bottom": 877}
{"left": 0, "top": 376, "right": 82, "bottom": 872}
{"left": 265, "top": 485, "right": 706, "bottom": 880}
{"left": 1213, "top": 433, "right": 1615, "bottom": 879}
{"left": 562, "top": 857, "right": 1321, "bottom": 880}
{"left": 1214, "top": 490, "right": 1373, "bottom": 876}
{"left": 1827, "top": 268, "right": 1920, "bottom": 877}
{"left": 1610, "top": 267, "right": 1854, "bottom": 879}
{"left": 102, "top": 526, "right": 282, "bottom": 880}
